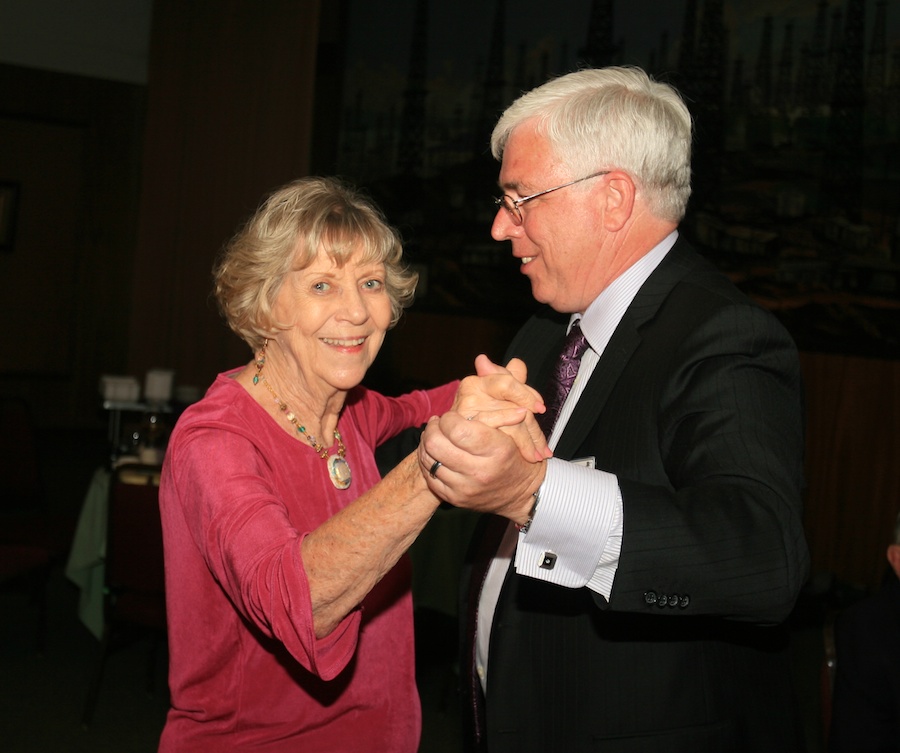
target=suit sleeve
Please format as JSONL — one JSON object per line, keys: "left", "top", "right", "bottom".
{"left": 609, "top": 300, "right": 809, "bottom": 624}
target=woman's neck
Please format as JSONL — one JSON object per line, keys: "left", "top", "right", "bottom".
{"left": 239, "top": 347, "right": 345, "bottom": 444}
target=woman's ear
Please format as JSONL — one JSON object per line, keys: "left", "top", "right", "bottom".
{"left": 600, "top": 172, "right": 636, "bottom": 232}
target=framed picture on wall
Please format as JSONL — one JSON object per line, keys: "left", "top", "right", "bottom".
{"left": 0, "top": 182, "right": 20, "bottom": 253}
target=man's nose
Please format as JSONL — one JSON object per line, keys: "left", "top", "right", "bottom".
{"left": 491, "top": 206, "right": 520, "bottom": 241}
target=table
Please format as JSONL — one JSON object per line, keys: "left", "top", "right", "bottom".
{"left": 64, "top": 464, "right": 162, "bottom": 639}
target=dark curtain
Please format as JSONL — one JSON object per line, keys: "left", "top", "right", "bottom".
{"left": 127, "top": 0, "right": 322, "bottom": 391}
{"left": 801, "top": 351, "right": 900, "bottom": 591}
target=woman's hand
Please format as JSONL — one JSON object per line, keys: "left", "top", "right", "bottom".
{"left": 452, "top": 355, "right": 551, "bottom": 462}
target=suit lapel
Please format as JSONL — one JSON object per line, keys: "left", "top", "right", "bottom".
{"left": 553, "top": 323, "right": 640, "bottom": 458}
{"left": 553, "top": 239, "right": 698, "bottom": 459}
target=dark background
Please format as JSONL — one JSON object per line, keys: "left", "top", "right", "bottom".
{"left": 0, "top": 0, "right": 898, "bottom": 590}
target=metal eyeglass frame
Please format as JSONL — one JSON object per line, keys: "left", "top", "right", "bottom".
{"left": 493, "top": 170, "right": 610, "bottom": 225}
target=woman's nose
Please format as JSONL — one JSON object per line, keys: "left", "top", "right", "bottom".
{"left": 339, "top": 288, "right": 368, "bottom": 323}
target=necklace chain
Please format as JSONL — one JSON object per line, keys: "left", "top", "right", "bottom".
{"left": 253, "top": 350, "right": 345, "bottom": 461}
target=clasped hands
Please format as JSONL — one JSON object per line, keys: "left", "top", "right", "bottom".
{"left": 418, "top": 355, "right": 550, "bottom": 527}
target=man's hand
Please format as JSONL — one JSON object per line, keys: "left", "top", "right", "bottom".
{"left": 418, "top": 410, "right": 547, "bottom": 526}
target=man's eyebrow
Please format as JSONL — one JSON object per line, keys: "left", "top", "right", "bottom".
{"left": 499, "top": 178, "right": 525, "bottom": 193}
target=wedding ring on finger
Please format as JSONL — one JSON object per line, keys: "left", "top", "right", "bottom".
{"left": 428, "top": 460, "right": 443, "bottom": 478}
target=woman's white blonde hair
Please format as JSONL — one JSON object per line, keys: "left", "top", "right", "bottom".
{"left": 214, "top": 176, "right": 417, "bottom": 352}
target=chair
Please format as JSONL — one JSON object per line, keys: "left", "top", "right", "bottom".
{"left": 0, "top": 544, "right": 53, "bottom": 652}
{"left": 0, "top": 397, "right": 75, "bottom": 652}
{"left": 0, "top": 396, "right": 77, "bottom": 558}
{"left": 81, "top": 463, "right": 167, "bottom": 727}
{"left": 0, "top": 396, "right": 44, "bottom": 515}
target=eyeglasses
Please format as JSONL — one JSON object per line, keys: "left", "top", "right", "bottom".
{"left": 493, "top": 170, "right": 610, "bottom": 225}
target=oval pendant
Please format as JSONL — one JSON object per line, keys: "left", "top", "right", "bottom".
{"left": 328, "top": 454, "right": 352, "bottom": 490}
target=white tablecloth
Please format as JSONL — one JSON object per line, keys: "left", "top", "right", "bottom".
{"left": 64, "top": 467, "right": 110, "bottom": 640}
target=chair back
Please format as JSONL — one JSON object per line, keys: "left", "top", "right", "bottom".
{"left": 0, "top": 397, "right": 44, "bottom": 511}
{"left": 104, "top": 463, "right": 166, "bottom": 629}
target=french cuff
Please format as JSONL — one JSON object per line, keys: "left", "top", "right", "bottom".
{"left": 514, "top": 458, "right": 620, "bottom": 588}
{"left": 586, "top": 524, "right": 622, "bottom": 600}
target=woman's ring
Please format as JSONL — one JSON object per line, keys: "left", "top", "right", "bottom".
{"left": 429, "top": 460, "right": 443, "bottom": 478}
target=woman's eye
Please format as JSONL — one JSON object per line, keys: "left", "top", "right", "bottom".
{"left": 313, "top": 281, "right": 331, "bottom": 292}
{"left": 362, "top": 279, "right": 384, "bottom": 290}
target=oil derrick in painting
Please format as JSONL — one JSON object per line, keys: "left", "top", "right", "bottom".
{"left": 826, "top": 0, "right": 866, "bottom": 223}
{"left": 866, "top": 0, "right": 888, "bottom": 144}
{"left": 579, "top": 0, "right": 616, "bottom": 68}
{"left": 677, "top": 0, "right": 726, "bottom": 209}
{"left": 398, "top": 0, "right": 428, "bottom": 176}
{"left": 473, "top": 0, "right": 507, "bottom": 159}
{"left": 794, "top": 0, "right": 830, "bottom": 147}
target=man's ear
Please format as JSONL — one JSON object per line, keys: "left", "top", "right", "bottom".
{"left": 601, "top": 171, "right": 636, "bottom": 232}
{"left": 887, "top": 544, "right": 900, "bottom": 580}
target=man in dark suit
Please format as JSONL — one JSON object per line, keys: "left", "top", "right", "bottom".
{"left": 418, "top": 67, "right": 810, "bottom": 752}
{"left": 829, "top": 514, "right": 900, "bottom": 752}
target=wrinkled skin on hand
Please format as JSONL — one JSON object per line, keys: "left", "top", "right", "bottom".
{"left": 419, "top": 355, "right": 550, "bottom": 525}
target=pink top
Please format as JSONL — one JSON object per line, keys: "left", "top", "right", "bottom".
{"left": 157, "top": 370, "right": 457, "bottom": 752}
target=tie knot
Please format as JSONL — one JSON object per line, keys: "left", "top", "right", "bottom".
{"left": 561, "top": 321, "right": 588, "bottom": 363}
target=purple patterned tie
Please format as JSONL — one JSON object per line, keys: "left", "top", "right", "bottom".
{"left": 538, "top": 320, "right": 589, "bottom": 434}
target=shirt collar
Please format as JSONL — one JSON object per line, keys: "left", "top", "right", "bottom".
{"left": 572, "top": 230, "right": 678, "bottom": 353}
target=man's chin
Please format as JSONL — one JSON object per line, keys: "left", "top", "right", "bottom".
{"left": 529, "top": 282, "right": 553, "bottom": 307}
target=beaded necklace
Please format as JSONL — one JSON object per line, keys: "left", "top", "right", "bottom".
{"left": 254, "top": 347, "right": 352, "bottom": 490}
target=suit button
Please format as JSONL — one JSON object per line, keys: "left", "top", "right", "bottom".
{"left": 644, "top": 591, "right": 658, "bottom": 605}
{"left": 678, "top": 594, "right": 690, "bottom": 608}
{"left": 656, "top": 593, "right": 668, "bottom": 608}
{"left": 667, "top": 594, "right": 679, "bottom": 607}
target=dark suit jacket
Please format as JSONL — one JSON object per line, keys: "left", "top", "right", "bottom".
{"left": 461, "top": 238, "right": 810, "bottom": 753}
{"left": 829, "top": 573, "right": 900, "bottom": 752}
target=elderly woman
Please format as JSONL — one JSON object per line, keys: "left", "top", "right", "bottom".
{"left": 157, "top": 177, "right": 544, "bottom": 752}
